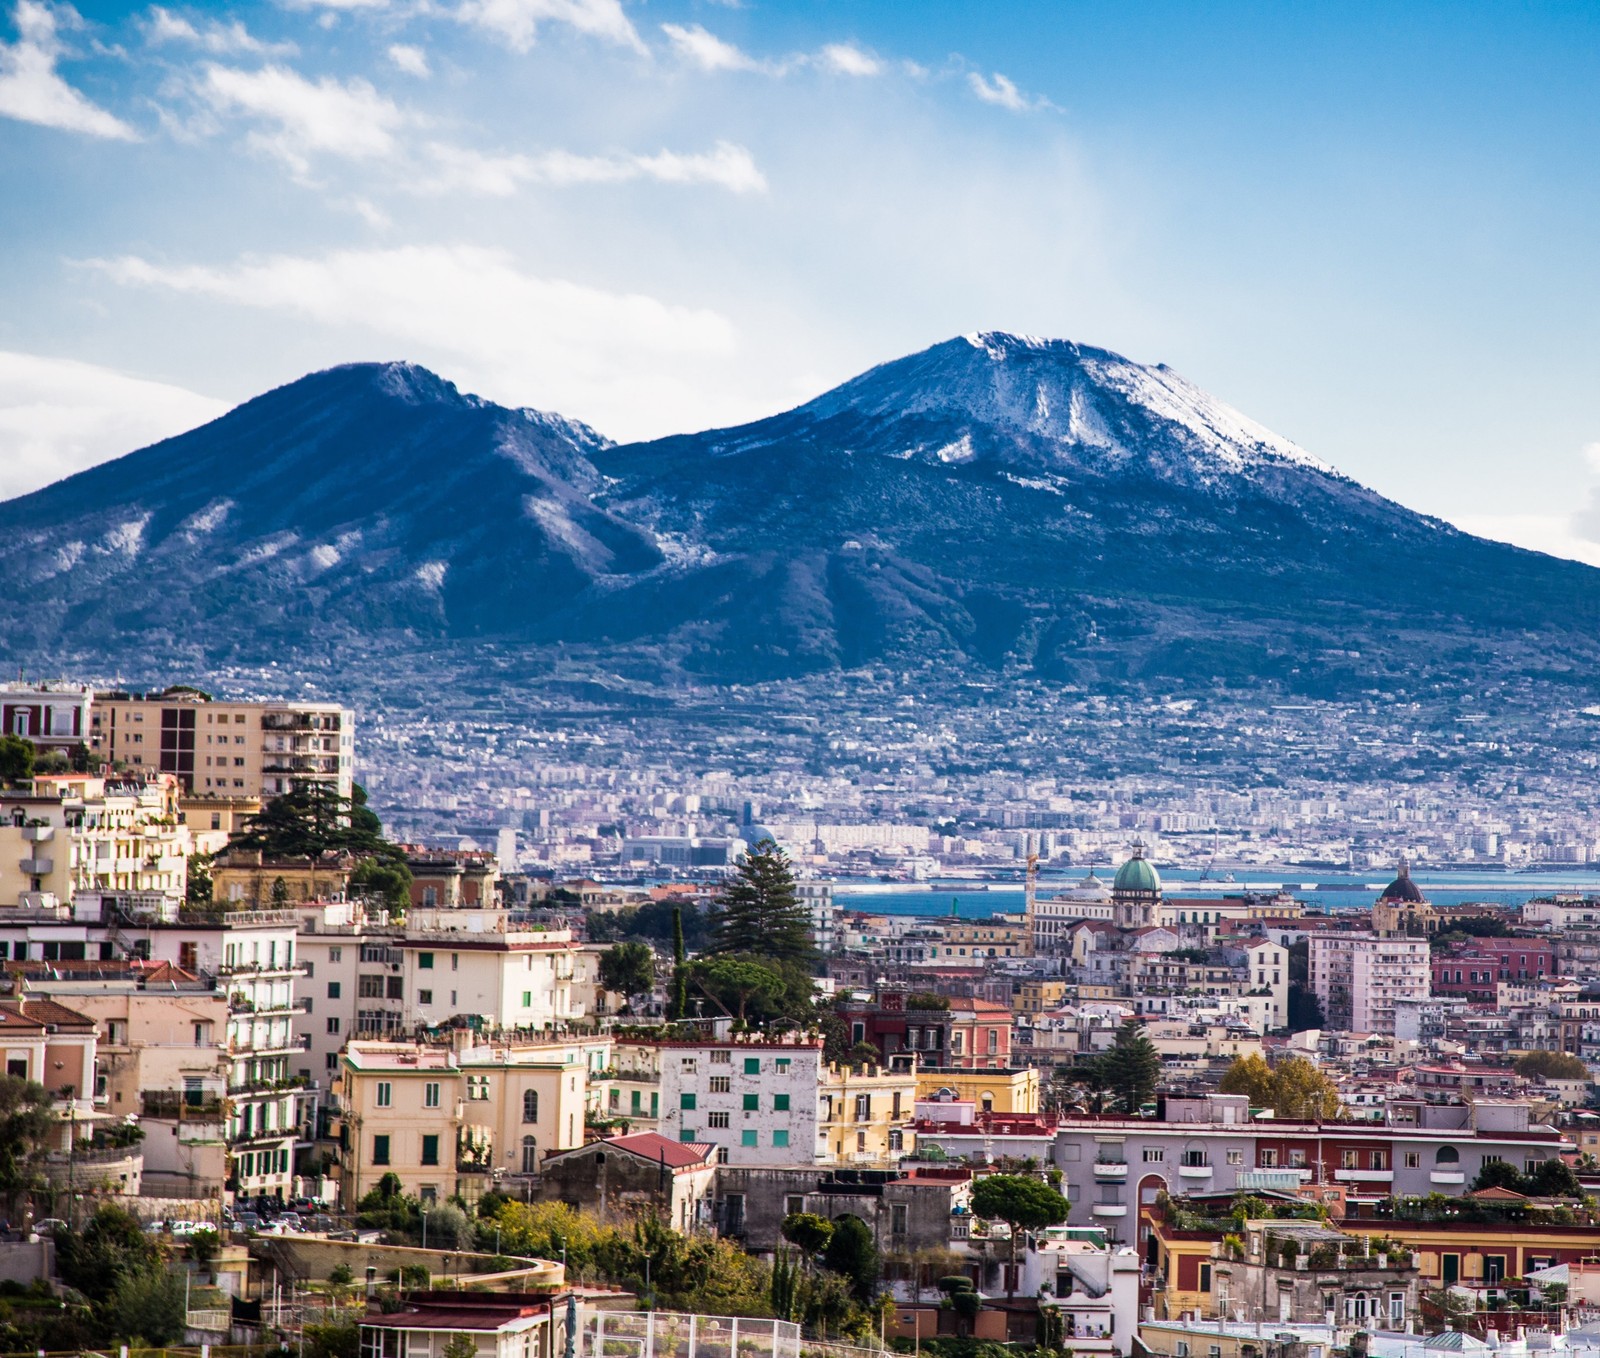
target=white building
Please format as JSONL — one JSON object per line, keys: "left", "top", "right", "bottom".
{"left": 1309, "top": 933, "right": 1430, "bottom": 1035}
{"left": 394, "top": 908, "right": 582, "bottom": 1032}
{"left": 657, "top": 1036, "right": 825, "bottom": 1166}
{"left": 1242, "top": 938, "right": 1290, "bottom": 1029}
{"left": 797, "top": 880, "right": 840, "bottom": 955}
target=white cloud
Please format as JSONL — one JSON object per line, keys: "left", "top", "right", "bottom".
{"left": 968, "top": 69, "right": 1050, "bottom": 112}
{"left": 0, "top": 0, "right": 137, "bottom": 139}
{"left": 660, "top": 22, "right": 762, "bottom": 73}
{"left": 145, "top": 7, "right": 295, "bottom": 57}
{"left": 195, "top": 62, "right": 406, "bottom": 172}
{"left": 420, "top": 138, "right": 766, "bottom": 195}
{"left": 84, "top": 244, "right": 741, "bottom": 440}
{"left": 386, "top": 42, "right": 428, "bottom": 76}
{"left": 454, "top": 0, "right": 645, "bottom": 55}
{"left": 1456, "top": 440, "right": 1600, "bottom": 569}
{"left": 819, "top": 42, "right": 881, "bottom": 77}
{"left": 0, "top": 351, "right": 226, "bottom": 500}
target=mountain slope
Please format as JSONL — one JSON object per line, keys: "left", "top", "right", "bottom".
{"left": 0, "top": 362, "right": 661, "bottom": 648}
{"left": 0, "top": 335, "right": 1597, "bottom": 693}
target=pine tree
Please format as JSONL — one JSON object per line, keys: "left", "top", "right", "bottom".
{"left": 1099, "top": 1018, "right": 1162, "bottom": 1114}
{"left": 709, "top": 839, "right": 816, "bottom": 968}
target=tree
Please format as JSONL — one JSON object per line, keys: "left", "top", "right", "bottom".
{"left": 1515, "top": 1050, "right": 1591, "bottom": 1082}
{"left": 599, "top": 942, "right": 656, "bottom": 1008}
{"left": 1287, "top": 984, "right": 1325, "bottom": 1032}
{"left": 710, "top": 839, "right": 816, "bottom": 969}
{"left": 57, "top": 1204, "right": 161, "bottom": 1303}
{"left": 821, "top": 1214, "right": 879, "bottom": 1303}
{"left": 1527, "top": 1157, "right": 1584, "bottom": 1198}
{"left": 270, "top": 876, "right": 290, "bottom": 906}
{"left": 186, "top": 851, "right": 214, "bottom": 908}
{"left": 970, "top": 1174, "right": 1070, "bottom": 1298}
{"left": 0, "top": 1076, "right": 55, "bottom": 1210}
{"left": 347, "top": 856, "right": 414, "bottom": 911}
{"left": 0, "top": 734, "right": 34, "bottom": 786}
{"left": 688, "top": 955, "right": 797, "bottom": 1024}
{"left": 103, "top": 1266, "right": 186, "bottom": 1344}
{"left": 781, "top": 1212, "right": 836, "bottom": 1258}
{"left": 1472, "top": 1159, "right": 1525, "bottom": 1192}
{"left": 441, "top": 1335, "right": 479, "bottom": 1358}
{"left": 1218, "top": 1054, "right": 1342, "bottom": 1120}
{"left": 669, "top": 905, "right": 689, "bottom": 1021}
{"left": 1099, "top": 1018, "right": 1162, "bottom": 1114}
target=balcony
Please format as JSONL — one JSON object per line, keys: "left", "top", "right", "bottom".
{"left": 1430, "top": 1169, "right": 1466, "bottom": 1186}
{"left": 20, "top": 825, "right": 53, "bottom": 843}
{"left": 1093, "top": 1160, "right": 1129, "bottom": 1179}
{"left": 19, "top": 858, "right": 53, "bottom": 875}
{"left": 1334, "top": 1167, "right": 1394, "bottom": 1184}
{"left": 1091, "top": 1203, "right": 1128, "bottom": 1217}
{"left": 1178, "top": 1160, "right": 1213, "bottom": 1179}
{"left": 142, "top": 1092, "right": 225, "bottom": 1119}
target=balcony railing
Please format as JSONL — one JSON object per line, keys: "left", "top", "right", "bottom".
{"left": 142, "top": 1092, "right": 225, "bottom": 1119}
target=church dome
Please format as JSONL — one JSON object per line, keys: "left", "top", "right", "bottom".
{"left": 1379, "top": 857, "right": 1426, "bottom": 904}
{"left": 1113, "top": 844, "right": 1161, "bottom": 895}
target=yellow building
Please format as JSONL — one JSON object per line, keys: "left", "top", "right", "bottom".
{"left": 936, "top": 917, "right": 1028, "bottom": 958}
{"left": 211, "top": 847, "right": 358, "bottom": 906}
{"left": 819, "top": 1061, "right": 918, "bottom": 1165}
{"left": 915, "top": 1065, "right": 1040, "bottom": 1114}
{"left": 1013, "top": 980, "right": 1071, "bottom": 1015}
{"left": 338, "top": 1033, "right": 610, "bottom": 1206}
{"left": 92, "top": 688, "right": 353, "bottom": 801}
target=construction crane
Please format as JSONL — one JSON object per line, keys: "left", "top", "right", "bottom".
{"left": 1023, "top": 832, "right": 1039, "bottom": 956}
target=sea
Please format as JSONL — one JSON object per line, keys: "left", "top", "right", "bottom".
{"left": 831, "top": 867, "right": 1600, "bottom": 921}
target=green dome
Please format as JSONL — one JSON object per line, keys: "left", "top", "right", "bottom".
{"left": 1113, "top": 848, "right": 1161, "bottom": 895}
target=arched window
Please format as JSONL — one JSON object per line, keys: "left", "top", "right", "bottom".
{"left": 1436, "top": 1146, "right": 1459, "bottom": 1164}
{"left": 523, "top": 1089, "right": 538, "bottom": 1123}
{"left": 521, "top": 1135, "right": 538, "bottom": 1173}
{"left": 980, "top": 1094, "right": 994, "bottom": 1113}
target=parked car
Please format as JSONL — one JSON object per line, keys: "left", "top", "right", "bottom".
{"left": 31, "top": 1219, "right": 68, "bottom": 1236}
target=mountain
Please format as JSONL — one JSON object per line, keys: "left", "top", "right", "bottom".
{"left": 1, "top": 333, "right": 1597, "bottom": 693}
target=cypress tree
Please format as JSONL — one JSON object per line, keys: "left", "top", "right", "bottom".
{"left": 710, "top": 839, "right": 816, "bottom": 968}
{"left": 669, "top": 905, "right": 689, "bottom": 1021}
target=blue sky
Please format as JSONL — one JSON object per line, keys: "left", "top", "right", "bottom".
{"left": 3, "top": 1, "right": 1600, "bottom": 564}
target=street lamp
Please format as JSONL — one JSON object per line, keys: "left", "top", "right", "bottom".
{"left": 421, "top": 1209, "right": 429, "bottom": 1251}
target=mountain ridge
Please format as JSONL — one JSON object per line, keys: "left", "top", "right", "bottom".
{"left": 0, "top": 334, "right": 1595, "bottom": 693}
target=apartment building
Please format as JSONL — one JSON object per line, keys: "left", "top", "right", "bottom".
{"left": 797, "top": 879, "right": 840, "bottom": 955}
{"left": 0, "top": 681, "right": 92, "bottom": 752}
{"left": 947, "top": 998, "right": 1014, "bottom": 1067}
{"left": 1047, "top": 1092, "right": 1571, "bottom": 1245}
{"left": 16, "top": 960, "right": 231, "bottom": 1197}
{"left": 0, "top": 774, "right": 191, "bottom": 915}
{"left": 658, "top": 1036, "right": 827, "bottom": 1167}
{"left": 818, "top": 1061, "right": 918, "bottom": 1165}
{"left": 91, "top": 688, "right": 354, "bottom": 801}
{"left": 294, "top": 900, "right": 404, "bottom": 1084}
{"left": 1242, "top": 937, "right": 1290, "bottom": 1028}
{"left": 394, "top": 909, "right": 581, "bottom": 1031}
{"left": 1308, "top": 933, "right": 1431, "bottom": 1035}
{"left": 337, "top": 1033, "right": 610, "bottom": 1205}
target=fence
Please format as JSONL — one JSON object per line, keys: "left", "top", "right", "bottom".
{"left": 579, "top": 1311, "right": 885, "bottom": 1358}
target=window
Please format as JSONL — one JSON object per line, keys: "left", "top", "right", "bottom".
{"left": 787, "top": 1196, "right": 805, "bottom": 1215}
{"left": 1341, "top": 1150, "right": 1358, "bottom": 1169}
{"left": 774, "top": 1094, "right": 790, "bottom": 1111}
{"left": 681, "top": 1093, "right": 697, "bottom": 1110}
{"left": 1289, "top": 1149, "right": 1306, "bottom": 1167}
{"left": 773, "top": 1130, "right": 790, "bottom": 1148}
{"left": 329, "top": 947, "right": 341, "bottom": 963}
{"left": 709, "top": 1112, "right": 730, "bottom": 1129}
{"left": 376, "top": 1082, "right": 392, "bottom": 1107}
{"left": 744, "top": 1058, "right": 761, "bottom": 1075}
{"left": 1403, "top": 1151, "right": 1420, "bottom": 1168}
{"left": 1142, "top": 1148, "right": 1164, "bottom": 1163}
{"left": 522, "top": 1136, "right": 538, "bottom": 1173}
{"left": 521, "top": 992, "right": 532, "bottom": 1007}
{"left": 372, "top": 1134, "right": 390, "bottom": 1165}
{"left": 680, "top": 1128, "right": 698, "bottom": 1143}
{"left": 425, "top": 1082, "right": 440, "bottom": 1108}
{"left": 710, "top": 1050, "right": 731, "bottom": 1064}
{"left": 326, "top": 1017, "right": 341, "bottom": 1034}
{"left": 1486, "top": 1255, "right": 1505, "bottom": 1283}
{"left": 855, "top": 1094, "right": 871, "bottom": 1121}
{"left": 328, "top": 981, "right": 341, "bottom": 999}
{"left": 1442, "top": 1254, "right": 1460, "bottom": 1284}
{"left": 743, "top": 1094, "right": 759, "bottom": 1111}
{"left": 710, "top": 1076, "right": 731, "bottom": 1093}
{"left": 524, "top": 1090, "right": 539, "bottom": 1122}
{"left": 1199, "top": 1263, "right": 1212, "bottom": 1293}
{"left": 418, "top": 990, "right": 433, "bottom": 1005}
{"left": 1227, "top": 1149, "right": 1243, "bottom": 1165}
{"left": 1177, "top": 1343, "right": 1190, "bottom": 1357}
{"left": 741, "top": 1130, "right": 757, "bottom": 1147}
{"left": 776, "top": 1058, "right": 790, "bottom": 1072}
{"left": 418, "top": 953, "right": 434, "bottom": 969}
{"left": 1390, "top": 1294, "right": 1404, "bottom": 1323}
{"left": 1370, "top": 1150, "right": 1387, "bottom": 1170}
{"left": 681, "top": 1058, "right": 698, "bottom": 1073}
{"left": 359, "top": 976, "right": 384, "bottom": 998}
{"left": 1260, "top": 1149, "right": 1279, "bottom": 1167}
{"left": 421, "top": 1134, "right": 439, "bottom": 1166}
{"left": 467, "top": 1075, "right": 489, "bottom": 1100}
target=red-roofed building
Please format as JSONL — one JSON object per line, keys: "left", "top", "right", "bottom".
{"left": 359, "top": 1291, "right": 572, "bottom": 1358}
{"left": 948, "top": 998, "right": 1013, "bottom": 1068}
{"left": 536, "top": 1132, "right": 718, "bottom": 1232}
